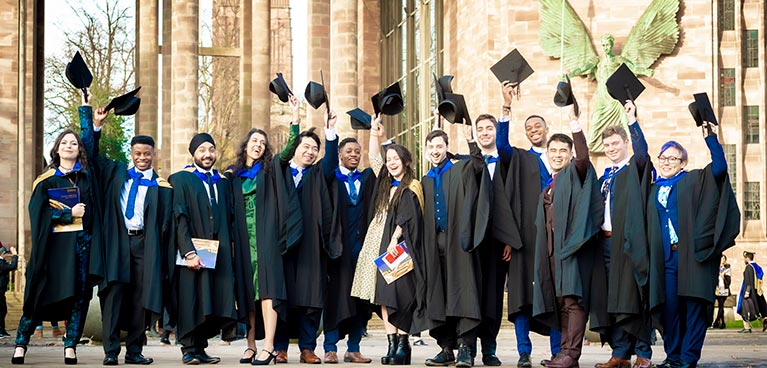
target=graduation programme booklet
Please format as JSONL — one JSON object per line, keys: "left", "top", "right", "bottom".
{"left": 375, "top": 241, "right": 414, "bottom": 284}
{"left": 47, "top": 187, "right": 83, "bottom": 233}
{"left": 175, "top": 238, "right": 219, "bottom": 269}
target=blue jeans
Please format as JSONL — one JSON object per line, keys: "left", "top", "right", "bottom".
{"left": 610, "top": 325, "right": 652, "bottom": 359}
{"left": 274, "top": 308, "right": 321, "bottom": 352}
{"left": 661, "top": 250, "right": 707, "bottom": 365}
{"left": 514, "top": 312, "right": 561, "bottom": 355}
{"left": 323, "top": 316, "right": 364, "bottom": 353}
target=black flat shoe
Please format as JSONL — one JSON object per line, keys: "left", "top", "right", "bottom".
{"left": 183, "top": 352, "right": 200, "bottom": 365}
{"left": 454, "top": 344, "right": 473, "bottom": 367}
{"left": 103, "top": 352, "right": 119, "bottom": 365}
{"left": 517, "top": 352, "right": 532, "bottom": 367}
{"left": 252, "top": 350, "right": 278, "bottom": 365}
{"left": 65, "top": 347, "right": 78, "bottom": 365}
{"left": 482, "top": 354, "right": 502, "bottom": 366}
{"left": 125, "top": 353, "right": 154, "bottom": 365}
{"left": 11, "top": 345, "right": 27, "bottom": 365}
{"left": 425, "top": 347, "right": 454, "bottom": 366}
{"left": 197, "top": 350, "right": 221, "bottom": 364}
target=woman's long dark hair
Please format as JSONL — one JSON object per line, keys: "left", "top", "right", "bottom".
{"left": 373, "top": 144, "right": 416, "bottom": 218}
{"left": 232, "top": 128, "right": 273, "bottom": 173}
{"left": 47, "top": 128, "right": 88, "bottom": 170}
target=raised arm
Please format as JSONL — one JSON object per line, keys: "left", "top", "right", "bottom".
{"left": 497, "top": 81, "right": 515, "bottom": 157}
{"left": 625, "top": 101, "right": 649, "bottom": 172}
{"left": 703, "top": 122, "right": 727, "bottom": 180}
{"left": 570, "top": 106, "right": 590, "bottom": 183}
{"left": 278, "top": 94, "right": 302, "bottom": 163}
{"left": 369, "top": 113, "right": 385, "bottom": 173}
{"left": 78, "top": 90, "right": 96, "bottom": 161}
{"left": 322, "top": 109, "right": 339, "bottom": 180}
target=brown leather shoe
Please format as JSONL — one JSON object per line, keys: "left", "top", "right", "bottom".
{"left": 343, "top": 352, "right": 372, "bottom": 363}
{"left": 632, "top": 357, "right": 651, "bottom": 368}
{"left": 275, "top": 350, "right": 288, "bottom": 364}
{"left": 595, "top": 356, "right": 631, "bottom": 368}
{"left": 324, "top": 351, "right": 338, "bottom": 364}
{"left": 547, "top": 354, "right": 579, "bottom": 368}
{"left": 300, "top": 349, "right": 321, "bottom": 364}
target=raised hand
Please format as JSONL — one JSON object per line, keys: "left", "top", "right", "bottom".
{"left": 81, "top": 89, "right": 93, "bottom": 107}
{"left": 288, "top": 94, "right": 301, "bottom": 122}
{"left": 624, "top": 100, "right": 637, "bottom": 122}
{"left": 501, "top": 81, "right": 516, "bottom": 106}
{"left": 373, "top": 113, "right": 386, "bottom": 140}
{"left": 325, "top": 108, "right": 337, "bottom": 129}
{"left": 93, "top": 107, "right": 108, "bottom": 128}
{"left": 569, "top": 103, "right": 580, "bottom": 121}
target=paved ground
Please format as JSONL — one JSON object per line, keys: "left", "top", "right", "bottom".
{"left": 1, "top": 328, "right": 766, "bottom": 367}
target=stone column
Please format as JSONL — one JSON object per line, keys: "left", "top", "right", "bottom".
{"left": 306, "top": 0, "right": 331, "bottom": 130}
{"left": 169, "top": 0, "right": 199, "bottom": 171}
{"left": 159, "top": 0, "right": 172, "bottom": 174}
{"left": 251, "top": 0, "right": 271, "bottom": 132}
{"left": 329, "top": 0, "right": 357, "bottom": 140}
{"left": 135, "top": 0, "right": 159, "bottom": 139}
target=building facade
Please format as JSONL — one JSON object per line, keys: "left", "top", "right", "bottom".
{"left": 0, "top": 0, "right": 764, "bottom": 299}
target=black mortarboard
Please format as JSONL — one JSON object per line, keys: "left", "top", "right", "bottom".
{"left": 188, "top": 133, "right": 216, "bottom": 155}
{"left": 606, "top": 63, "right": 645, "bottom": 103}
{"left": 66, "top": 51, "right": 93, "bottom": 102}
{"left": 490, "top": 49, "right": 534, "bottom": 84}
{"left": 433, "top": 73, "right": 454, "bottom": 103}
{"left": 553, "top": 75, "right": 580, "bottom": 117}
{"left": 347, "top": 108, "right": 372, "bottom": 130}
{"left": 371, "top": 82, "right": 404, "bottom": 115}
{"left": 438, "top": 93, "right": 471, "bottom": 125}
{"left": 304, "top": 70, "right": 329, "bottom": 110}
{"left": 688, "top": 92, "right": 718, "bottom": 126}
{"left": 131, "top": 135, "right": 155, "bottom": 147}
{"left": 744, "top": 251, "right": 756, "bottom": 258}
{"left": 269, "top": 72, "right": 293, "bottom": 103}
{"left": 105, "top": 86, "right": 142, "bottom": 116}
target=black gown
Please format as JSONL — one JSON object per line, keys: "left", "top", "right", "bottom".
{"left": 227, "top": 166, "right": 289, "bottom": 338}
{"left": 167, "top": 169, "right": 243, "bottom": 341}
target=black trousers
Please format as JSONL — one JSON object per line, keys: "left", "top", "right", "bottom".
{"left": 179, "top": 330, "right": 210, "bottom": 354}
{"left": 100, "top": 233, "right": 147, "bottom": 355}
{"left": 430, "top": 318, "right": 478, "bottom": 350}
{"left": 0, "top": 291, "right": 7, "bottom": 331}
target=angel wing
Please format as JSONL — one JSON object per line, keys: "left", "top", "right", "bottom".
{"left": 621, "top": 0, "right": 680, "bottom": 69}
{"left": 538, "top": 0, "right": 599, "bottom": 77}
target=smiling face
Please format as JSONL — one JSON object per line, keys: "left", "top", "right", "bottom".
{"left": 525, "top": 117, "right": 549, "bottom": 148}
{"left": 603, "top": 133, "right": 629, "bottom": 164}
{"left": 131, "top": 144, "right": 155, "bottom": 171}
{"left": 245, "top": 132, "right": 267, "bottom": 166}
{"left": 294, "top": 136, "right": 319, "bottom": 167}
{"left": 57, "top": 133, "right": 81, "bottom": 163}
{"left": 657, "top": 147, "right": 686, "bottom": 179}
{"left": 339, "top": 141, "right": 362, "bottom": 170}
{"left": 547, "top": 140, "right": 573, "bottom": 173}
{"left": 426, "top": 136, "right": 448, "bottom": 166}
{"left": 386, "top": 148, "right": 405, "bottom": 180}
{"left": 476, "top": 118, "right": 497, "bottom": 150}
{"left": 193, "top": 142, "right": 217, "bottom": 170}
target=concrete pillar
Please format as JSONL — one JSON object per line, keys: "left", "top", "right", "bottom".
{"left": 169, "top": 0, "right": 199, "bottom": 171}
{"left": 306, "top": 0, "right": 331, "bottom": 130}
{"left": 251, "top": 0, "right": 271, "bottom": 132}
{"left": 135, "top": 0, "right": 159, "bottom": 141}
{"left": 329, "top": 0, "right": 358, "bottom": 140}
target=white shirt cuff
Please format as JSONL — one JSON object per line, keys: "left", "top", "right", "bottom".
{"left": 569, "top": 120, "right": 582, "bottom": 133}
{"left": 324, "top": 128, "right": 337, "bottom": 141}
{"left": 498, "top": 115, "right": 510, "bottom": 123}
{"left": 93, "top": 125, "right": 102, "bottom": 132}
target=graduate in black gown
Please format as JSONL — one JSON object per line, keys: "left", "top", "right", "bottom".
{"left": 532, "top": 107, "right": 607, "bottom": 368}
{"left": 495, "top": 82, "right": 560, "bottom": 367}
{"left": 272, "top": 110, "right": 342, "bottom": 364}
{"left": 647, "top": 121, "right": 739, "bottom": 368}
{"left": 12, "top": 96, "right": 104, "bottom": 366}
{"left": 227, "top": 94, "right": 299, "bottom": 365}
{"left": 321, "top": 113, "right": 376, "bottom": 364}
{"left": 594, "top": 101, "right": 654, "bottom": 368}
{"left": 736, "top": 251, "right": 767, "bottom": 332}
{"left": 421, "top": 119, "right": 485, "bottom": 367}
{"left": 168, "top": 133, "right": 244, "bottom": 365}
{"left": 87, "top": 107, "right": 172, "bottom": 366}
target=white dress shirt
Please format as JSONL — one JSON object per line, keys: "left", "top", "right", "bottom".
{"left": 194, "top": 164, "right": 219, "bottom": 203}
{"left": 602, "top": 156, "right": 631, "bottom": 231}
{"left": 120, "top": 166, "right": 154, "bottom": 231}
{"left": 338, "top": 165, "right": 362, "bottom": 197}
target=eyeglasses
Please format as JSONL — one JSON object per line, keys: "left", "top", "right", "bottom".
{"left": 657, "top": 156, "right": 683, "bottom": 164}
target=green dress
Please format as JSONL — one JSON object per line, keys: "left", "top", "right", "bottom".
{"left": 242, "top": 176, "right": 259, "bottom": 300}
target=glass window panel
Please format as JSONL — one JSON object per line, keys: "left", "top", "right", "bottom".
{"left": 744, "top": 105, "right": 759, "bottom": 144}
{"left": 745, "top": 182, "right": 760, "bottom": 220}
{"left": 719, "top": 68, "right": 735, "bottom": 107}
{"left": 719, "top": 0, "right": 735, "bottom": 31}
{"left": 743, "top": 30, "right": 759, "bottom": 68}
{"left": 723, "top": 144, "right": 737, "bottom": 196}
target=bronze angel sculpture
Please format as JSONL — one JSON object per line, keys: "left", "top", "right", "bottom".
{"left": 538, "top": 0, "right": 680, "bottom": 152}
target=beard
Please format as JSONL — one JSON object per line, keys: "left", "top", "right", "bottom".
{"left": 194, "top": 156, "right": 216, "bottom": 170}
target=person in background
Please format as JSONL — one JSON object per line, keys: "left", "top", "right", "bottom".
{"left": 0, "top": 242, "right": 19, "bottom": 338}
{"left": 712, "top": 255, "right": 731, "bottom": 330}
{"left": 737, "top": 251, "right": 767, "bottom": 333}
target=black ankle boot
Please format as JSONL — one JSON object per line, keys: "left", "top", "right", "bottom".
{"left": 390, "top": 334, "right": 411, "bottom": 365}
{"left": 381, "top": 333, "right": 398, "bottom": 365}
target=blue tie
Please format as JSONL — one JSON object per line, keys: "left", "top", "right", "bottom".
{"left": 125, "top": 169, "right": 143, "bottom": 219}
{"left": 483, "top": 154, "right": 498, "bottom": 164}
{"left": 601, "top": 166, "right": 620, "bottom": 199}
{"left": 347, "top": 172, "right": 358, "bottom": 204}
